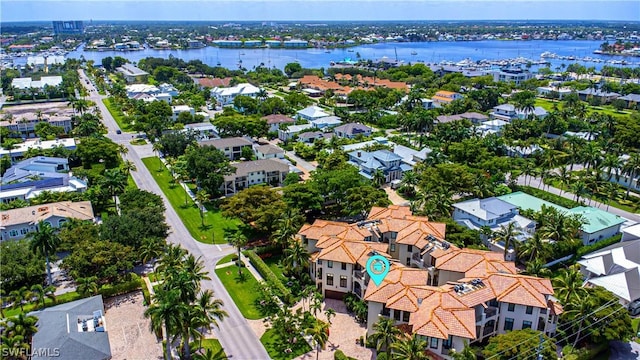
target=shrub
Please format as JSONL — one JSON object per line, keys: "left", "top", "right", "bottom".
{"left": 517, "top": 186, "right": 580, "bottom": 209}
{"left": 253, "top": 244, "right": 281, "bottom": 256}
{"left": 576, "top": 234, "right": 622, "bottom": 258}
{"left": 376, "top": 353, "right": 388, "bottom": 360}
{"left": 246, "top": 250, "right": 292, "bottom": 304}
{"left": 99, "top": 273, "right": 143, "bottom": 298}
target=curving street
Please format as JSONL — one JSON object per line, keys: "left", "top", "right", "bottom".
{"left": 78, "top": 70, "right": 270, "bottom": 359}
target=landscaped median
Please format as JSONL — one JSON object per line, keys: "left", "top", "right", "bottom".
{"left": 214, "top": 267, "right": 263, "bottom": 319}
{"left": 141, "top": 157, "right": 240, "bottom": 244}
{"left": 102, "top": 97, "right": 132, "bottom": 132}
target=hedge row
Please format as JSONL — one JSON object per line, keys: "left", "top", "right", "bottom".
{"left": 576, "top": 234, "right": 622, "bottom": 258}
{"left": 245, "top": 250, "right": 292, "bottom": 304}
{"left": 335, "top": 350, "right": 357, "bottom": 360}
{"left": 99, "top": 273, "right": 143, "bottom": 298}
{"left": 517, "top": 186, "right": 580, "bottom": 209}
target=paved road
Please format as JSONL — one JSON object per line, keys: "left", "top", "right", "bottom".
{"left": 517, "top": 175, "right": 640, "bottom": 223}
{"left": 609, "top": 340, "right": 640, "bottom": 360}
{"left": 79, "top": 70, "right": 270, "bottom": 359}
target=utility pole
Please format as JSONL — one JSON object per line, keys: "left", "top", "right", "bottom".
{"left": 536, "top": 333, "right": 544, "bottom": 360}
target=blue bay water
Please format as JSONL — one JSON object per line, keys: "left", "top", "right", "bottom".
{"left": 63, "top": 40, "right": 635, "bottom": 71}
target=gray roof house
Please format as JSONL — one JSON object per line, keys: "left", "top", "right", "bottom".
{"left": 618, "top": 93, "right": 640, "bottom": 108}
{"left": 255, "top": 144, "right": 284, "bottom": 159}
{"left": 116, "top": 64, "right": 148, "bottom": 84}
{"left": 296, "top": 106, "right": 330, "bottom": 121}
{"left": 200, "top": 137, "right": 253, "bottom": 160}
{"left": 221, "top": 159, "right": 289, "bottom": 196}
{"left": 490, "top": 104, "right": 548, "bottom": 121}
{"left": 333, "top": 123, "right": 372, "bottom": 139}
{"left": 578, "top": 239, "right": 640, "bottom": 305}
{"left": 577, "top": 88, "right": 620, "bottom": 103}
{"left": 29, "top": 295, "right": 111, "bottom": 360}
{"left": 309, "top": 116, "right": 343, "bottom": 129}
{"left": 348, "top": 149, "right": 404, "bottom": 183}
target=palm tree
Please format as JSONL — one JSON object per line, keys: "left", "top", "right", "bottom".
{"left": 399, "top": 170, "right": 418, "bottom": 196}
{"left": 324, "top": 308, "right": 336, "bottom": 325}
{"left": 271, "top": 209, "right": 304, "bottom": 250}
{"left": 29, "top": 284, "right": 55, "bottom": 309}
{"left": 450, "top": 341, "right": 477, "bottom": 360}
{"left": 522, "top": 259, "right": 552, "bottom": 278}
{"left": 193, "top": 289, "right": 227, "bottom": 350}
{"left": 226, "top": 230, "right": 248, "bottom": 277}
{"left": 102, "top": 168, "right": 127, "bottom": 212}
{"left": 145, "top": 288, "right": 184, "bottom": 360}
{"left": 9, "top": 287, "right": 30, "bottom": 312}
{"left": 120, "top": 160, "right": 137, "bottom": 176}
{"left": 156, "top": 244, "right": 187, "bottom": 274}
{"left": 195, "top": 189, "right": 210, "bottom": 227}
{"left": 5, "top": 313, "right": 39, "bottom": 340}
{"left": 517, "top": 232, "right": 551, "bottom": 263}
{"left": 560, "top": 293, "right": 597, "bottom": 347}
{"left": 76, "top": 276, "right": 99, "bottom": 296}
{"left": 390, "top": 333, "right": 429, "bottom": 360}
{"left": 493, "top": 222, "right": 522, "bottom": 261}
{"left": 603, "top": 182, "right": 619, "bottom": 211}
{"left": 369, "top": 317, "right": 402, "bottom": 359}
{"left": 557, "top": 166, "right": 572, "bottom": 195}
{"left": 152, "top": 141, "right": 163, "bottom": 161}
{"left": 372, "top": 169, "right": 386, "bottom": 188}
{"left": 140, "top": 237, "right": 166, "bottom": 265}
{"left": 305, "top": 321, "right": 330, "bottom": 360}
{"left": 552, "top": 265, "right": 588, "bottom": 304}
{"left": 28, "top": 221, "right": 60, "bottom": 286}
{"left": 0, "top": 333, "right": 29, "bottom": 357}
{"left": 622, "top": 152, "right": 640, "bottom": 200}
{"left": 283, "top": 240, "right": 310, "bottom": 275}
{"left": 571, "top": 180, "right": 587, "bottom": 204}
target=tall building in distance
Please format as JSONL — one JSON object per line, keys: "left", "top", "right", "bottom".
{"left": 52, "top": 21, "right": 84, "bottom": 35}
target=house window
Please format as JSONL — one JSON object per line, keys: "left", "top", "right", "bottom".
{"left": 406, "top": 258, "right": 411, "bottom": 266}
{"left": 443, "top": 336, "right": 453, "bottom": 349}
{"left": 317, "top": 268, "right": 322, "bottom": 279}
{"left": 526, "top": 306, "right": 534, "bottom": 315}
{"left": 393, "top": 309, "right": 401, "bottom": 321}
{"left": 407, "top": 245, "right": 412, "bottom": 253}
{"left": 9, "top": 230, "right": 18, "bottom": 237}
{"left": 508, "top": 303, "right": 515, "bottom": 312}
{"left": 326, "top": 273, "right": 334, "bottom": 286}
{"left": 402, "top": 311, "right": 410, "bottom": 322}
{"left": 327, "top": 261, "right": 333, "bottom": 268}
{"left": 523, "top": 320, "right": 532, "bottom": 329}
{"left": 317, "top": 260, "right": 322, "bottom": 265}
{"left": 382, "top": 306, "right": 390, "bottom": 317}
{"left": 390, "top": 244, "right": 396, "bottom": 252}
{"left": 341, "top": 262, "right": 347, "bottom": 270}
{"left": 430, "top": 337, "right": 438, "bottom": 349}
{"left": 504, "top": 318, "right": 514, "bottom": 331}
{"left": 20, "top": 228, "right": 30, "bottom": 235}
{"left": 340, "top": 276, "right": 347, "bottom": 288}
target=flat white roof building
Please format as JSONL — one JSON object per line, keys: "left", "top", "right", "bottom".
{"left": 11, "top": 76, "right": 63, "bottom": 89}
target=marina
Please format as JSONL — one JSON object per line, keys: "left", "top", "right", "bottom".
{"left": 2, "top": 40, "right": 639, "bottom": 71}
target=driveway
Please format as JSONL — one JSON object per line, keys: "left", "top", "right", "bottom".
{"left": 609, "top": 340, "right": 640, "bottom": 360}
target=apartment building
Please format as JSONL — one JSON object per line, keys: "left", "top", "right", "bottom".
{"left": 297, "top": 205, "right": 562, "bottom": 359}
{"left": 200, "top": 137, "right": 253, "bottom": 160}
{"left": 221, "top": 159, "right": 289, "bottom": 196}
{"left": 0, "top": 201, "right": 94, "bottom": 241}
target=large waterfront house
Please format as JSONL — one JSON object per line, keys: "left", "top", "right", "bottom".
{"left": 0, "top": 138, "right": 77, "bottom": 162}
{"left": 0, "top": 201, "right": 94, "bottom": 241}
{"left": 210, "top": 83, "right": 261, "bottom": 106}
{"left": 298, "top": 205, "right": 562, "bottom": 359}
{"left": 116, "top": 64, "right": 148, "bottom": 83}
{"left": 0, "top": 111, "right": 72, "bottom": 138}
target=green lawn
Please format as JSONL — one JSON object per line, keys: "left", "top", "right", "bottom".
{"left": 262, "top": 253, "right": 286, "bottom": 280}
{"left": 130, "top": 138, "right": 147, "bottom": 145}
{"left": 196, "top": 339, "right": 227, "bottom": 359}
{"left": 141, "top": 157, "right": 240, "bottom": 244}
{"left": 214, "top": 267, "right": 263, "bottom": 320}
{"left": 102, "top": 97, "right": 133, "bottom": 132}
{"left": 4, "top": 291, "right": 82, "bottom": 318}
{"left": 260, "top": 328, "right": 312, "bottom": 360}
{"left": 535, "top": 98, "right": 635, "bottom": 118}
{"left": 217, "top": 253, "right": 237, "bottom": 265}
{"left": 543, "top": 178, "right": 639, "bottom": 213}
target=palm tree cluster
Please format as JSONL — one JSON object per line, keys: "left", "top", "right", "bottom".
{"left": 145, "top": 244, "right": 227, "bottom": 360}
{"left": 1, "top": 314, "right": 39, "bottom": 360}
{"left": 369, "top": 318, "right": 476, "bottom": 360}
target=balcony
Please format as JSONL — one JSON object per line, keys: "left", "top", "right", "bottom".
{"left": 475, "top": 306, "right": 498, "bottom": 324}
{"left": 411, "top": 252, "right": 424, "bottom": 267}
{"left": 354, "top": 269, "right": 365, "bottom": 280}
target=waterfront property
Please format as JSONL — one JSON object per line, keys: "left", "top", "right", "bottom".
{"left": 489, "top": 68, "right": 533, "bottom": 85}
{"left": 210, "top": 83, "right": 261, "bottom": 106}
{"left": 221, "top": 159, "right": 289, "bottom": 196}
{"left": 578, "top": 239, "right": 640, "bottom": 306}
{"left": 577, "top": 88, "right": 621, "bottom": 103}
{"left": 116, "top": 64, "right": 148, "bottom": 83}
{"left": 0, "top": 110, "right": 72, "bottom": 138}
{"left": 298, "top": 205, "right": 561, "bottom": 359}
{"left": 29, "top": 295, "right": 111, "bottom": 360}
{"left": 11, "top": 76, "right": 63, "bottom": 90}
{"left": 0, "top": 201, "right": 94, "bottom": 241}
{"left": 200, "top": 137, "right": 253, "bottom": 160}
{"left": 126, "top": 83, "right": 178, "bottom": 103}
{"left": 1, "top": 157, "right": 87, "bottom": 203}
{"left": 537, "top": 86, "right": 573, "bottom": 99}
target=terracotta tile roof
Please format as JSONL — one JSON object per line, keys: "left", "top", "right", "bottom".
{"left": 317, "top": 240, "right": 389, "bottom": 266}
{"left": 435, "top": 90, "right": 458, "bottom": 96}
{"left": 486, "top": 273, "right": 553, "bottom": 308}
{"left": 364, "top": 265, "right": 430, "bottom": 307}
{"left": 0, "top": 201, "right": 94, "bottom": 227}
{"left": 299, "top": 220, "right": 352, "bottom": 240}
{"left": 408, "top": 288, "right": 477, "bottom": 340}
{"left": 432, "top": 95, "right": 456, "bottom": 103}
{"left": 435, "top": 249, "right": 518, "bottom": 278}
{"left": 198, "top": 77, "right": 232, "bottom": 88}
{"left": 550, "top": 299, "right": 564, "bottom": 315}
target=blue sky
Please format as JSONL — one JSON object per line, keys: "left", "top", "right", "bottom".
{"left": 1, "top": 0, "right": 638, "bottom": 22}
